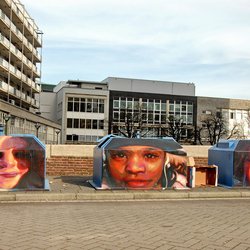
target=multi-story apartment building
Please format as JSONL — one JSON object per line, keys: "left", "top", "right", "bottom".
{"left": 0, "top": 0, "right": 61, "bottom": 144}
{"left": 0, "top": 0, "right": 41, "bottom": 110}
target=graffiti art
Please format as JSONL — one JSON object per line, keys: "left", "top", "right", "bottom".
{"left": 93, "top": 136, "right": 188, "bottom": 189}
{"left": 0, "top": 135, "right": 46, "bottom": 190}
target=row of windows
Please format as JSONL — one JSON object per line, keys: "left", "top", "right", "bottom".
{"left": 113, "top": 98, "right": 193, "bottom": 113}
{"left": 67, "top": 97, "right": 104, "bottom": 113}
{"left": 113, "top": 112, "right": 193, "bottom": 124}
{"left": 113, "top": 126, "right": 193, "bottom": 139}
{"left": 67, "top": 118, "right": 104, "bottom": 129}
{"left": 112, "top": 98, "right": 194, "bottom": 125}
{"left": 66, "top": 134, "right": 102, "bottom": 142}
{"left": 113, "top": 97, "right": 167, "bottom": 112}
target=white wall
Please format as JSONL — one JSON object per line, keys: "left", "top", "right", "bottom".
{"left": 104, "top": 77, "right": 195, "bottom": 96}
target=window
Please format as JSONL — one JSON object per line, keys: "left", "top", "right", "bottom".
{"left": 142, "top": 100, "right": 147, "bottom": 110}
{"left": 80, "top": 98, "right": 85, "bottom": 112}
{"left": 230, "top": 112, "right": 235, "bottom": 119}
{"left": 187, "top": 115, "right": 193, "bottom": 124}
{"left": 67, "top": 97, "right": 73, "bottom": 111}
{"left": 99, "top": 120, "right": 104, "bottom": 129}
{"left": 87, "top": 99, "right": 92, "bottom": 112}
{"left": 73, "top": 119, "right": 79, "bottom": 128}
{"left": 148, "top": 113, "right": 153, "bottom": 122}
{"left": 93, "top": 99, "right": 98, "bottom": 113}
{"left": 187, "top": 104, "right": 193, "bottom": 113}
{"left": 74, "top": 98, "right": 79, "bottom": 112}
{"left": 66, "top": 135, "right": 72, "bottom": 141}
{"left": 127, "top": 100, "right": 133, "bottom": 109}
{"left": 99, "top": 100, "right": 104, "bottom": 113}
{"left": 67, "top": 118, "right": 72, "bottom": 128}
{"left": 113, "top": 112, "right": 119, "bottom": 121}
{"left": 113, "top": 98, "right": 119, "bottom": 108}
{"left": 80, "top": 119, "right": 85, "bottom": 128}
{"left": 120, "top": 99, "right": 126, "bottom": 109}
{"left": 86, "top": 119, "right": 92, "bottom": 129}
{"left": 161, "top": 102, "right": 166, "bottom": 112}
{"left": 93, "top": 120, "right": 98, "bottom": 129}
{"left": 181, "top": 104, "right": 187, "bottom": 112}
{"left": 148, "top": 100, "right": 153, "bottom": 111}
{"left": 154, "top": 100, "right": 160, "bottom": 111}
{"left": 169, "top": 103, "right": 174, "bottom": 112}
{"left": 73, "top": 134, "right": 78, "bottom": 141}
{"left": 161, "top": 114, "right": 166, "bottom": 123}
{"left": 175, "top": 103, "right": 180, "bottom": 112}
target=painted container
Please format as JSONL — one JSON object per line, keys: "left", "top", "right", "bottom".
{"left": 0, "top": 134, "right": 49, "bottom": 191}
{"left": 91, "top": 135, "right": 188, "bottom": 190}
{"left": 208, "top": 140, "right": 250, "bottom": 187}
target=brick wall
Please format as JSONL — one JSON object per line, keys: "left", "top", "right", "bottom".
{"left": 46, "top": 155, "right": 208, "bottom": 176}
{"left": 193, "top": 157, "right": 208, "bottom": 165}
{"left": 46, "top": 156, "right": 93, "bottom": 176}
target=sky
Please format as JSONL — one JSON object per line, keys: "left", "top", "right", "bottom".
{"left": 20, "top": 0, "right": 250, "bottom": 99}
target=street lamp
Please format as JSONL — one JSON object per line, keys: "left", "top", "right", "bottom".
{"left": 55, "top": 129, "right": 61, "bottom": 144}
{"left": 35, "top": 122, "right": 41, "bottom": 138}
{"left": 3, "top": 113, "right": 11, "bottom": 135}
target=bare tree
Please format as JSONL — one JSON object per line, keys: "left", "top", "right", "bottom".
{"left": 200, "top": 113, "right": 227, "bottom": 145}
{"left": 200, "top": 112, "right": 246, "bottom": 145}
{"left": 160, "top": 115, "right": 183, "bottom": 142}
{"left": 226, "top": 123, "right": 245, "bottom": 140}
{"left": 111, "top": 106, "right": 149, "bottom": 138}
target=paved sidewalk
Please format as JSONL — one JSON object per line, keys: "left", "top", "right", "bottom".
{"left": 0, "top": 176, "right": 250, "bottom": 202}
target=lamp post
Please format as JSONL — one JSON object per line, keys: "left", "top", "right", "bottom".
{"left": 35, "top": 122, "right": 41, "bottom": 138}
{"left": 3, "top": 114, "right": 11, "bottom": 135}
{"left": 55, "top": 129, "right": 61, "bottom": 144}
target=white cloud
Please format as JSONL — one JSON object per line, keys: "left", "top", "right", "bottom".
{"left": 20, "top": 0, "right": 250, "bottom": 99}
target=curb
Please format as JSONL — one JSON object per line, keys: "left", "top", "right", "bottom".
{"left": 0, "top": 190, "right": 250, "bottom": 202}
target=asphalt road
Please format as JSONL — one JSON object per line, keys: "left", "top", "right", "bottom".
{"left": 0, "top": 200, "right": 250, "bottom": 250}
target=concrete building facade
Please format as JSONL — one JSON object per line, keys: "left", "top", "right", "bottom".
{"left": 46, "top": 80, "right": 109, "bottom": 144}
{"left": 42, "top": 77, "right": 196, "bottom": 144}
{"left": 104, "top": 77, "right": 197, "bottom": 140}
{"left": 197, "top": 96, "right": 250, "bottom": 140}
{"left": 0, "top": 0, "right": 61, "bottom": 144}
{"left": 0, "top": 0, "right": 42, "bottom": 111}
{"left": 39, "top": 77, "right": 250, "bottom": 144}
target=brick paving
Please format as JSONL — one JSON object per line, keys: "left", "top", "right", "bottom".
{"left": 0, "top": 200, "right": 250, "bottom": 249}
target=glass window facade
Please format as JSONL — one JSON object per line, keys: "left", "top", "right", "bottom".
{"left": 66, "top": 97, "right": 106, "bottom": 143}
{"left": 67, "top": 97, "right": 104, "bottom": 113}
{"left": 111, "top": 96, "right": 194, "bottom": 139}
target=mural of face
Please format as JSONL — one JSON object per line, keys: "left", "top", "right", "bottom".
{"left": 108, "top": 145, "right": 165, "bottom": 188}
{"left": 244, "top": 157, "right": 250, "bottom": 184}
{"left": 0, "top": 136, "right": 30, "bottom": 189}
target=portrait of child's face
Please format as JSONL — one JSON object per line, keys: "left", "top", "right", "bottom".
{"left": 108, "top": 145, "right": 165, "bottom": 188}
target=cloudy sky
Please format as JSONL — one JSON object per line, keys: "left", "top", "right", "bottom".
{"left": 21, "top": 0, "right": 250, "bottom": 99}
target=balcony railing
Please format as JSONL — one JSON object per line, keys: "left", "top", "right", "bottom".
{"left": 0, "top": 80, "right": 8, "bottom": 91}
{"left": 0, "top": 10, "right": 42, "bottom": 59}
{"left": 0, "top": 33, "right": 41, "bottom": 78}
